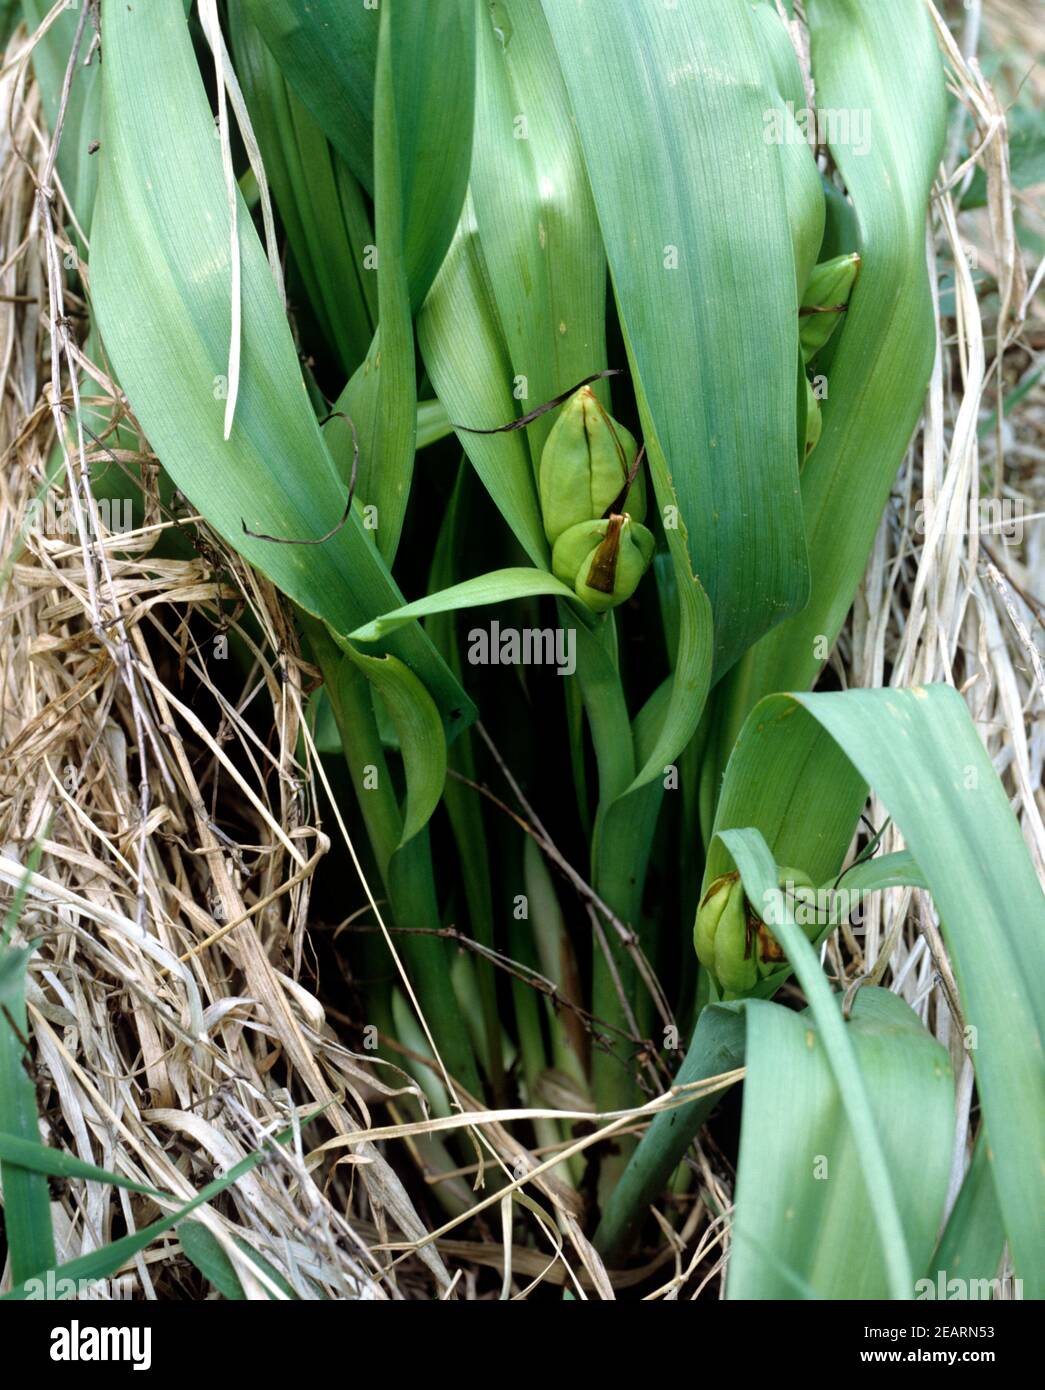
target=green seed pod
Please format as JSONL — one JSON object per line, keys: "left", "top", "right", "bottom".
{"left": 538, "top": 386, "right": 645, "bottom": 544}
{"left": 693, "top": 872, "right": 735, "bottom": 970}
{"left": 552, "top": 514, "right": 655, "bottom": 613}
{"left": 713, "top": 879, "right": 759, "bottom": 994}
{"left": 693, "top": 864, "right": 819, "bottom": 995}
{"left": 804, "top": 377, "right": 822, "bottom": 459}
{"left": 800, "top": 252, "right": 861, "bottom": 363}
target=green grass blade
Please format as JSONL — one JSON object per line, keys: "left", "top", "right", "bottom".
{"left": 0, "top": 849, "right": 55, "bottom": 1284}
{"left": 1, "top": 1104, "right": 331, "bottom": 1300}
{"left": 0, "top": 1134, "right": 167, "bottom": 1200}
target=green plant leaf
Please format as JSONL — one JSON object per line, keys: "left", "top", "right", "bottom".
{"left": 240, "top": 0, "right": 379, "bottom": 192}
{"left": 0, "top": 1133, "right": 168, "bottom": 1200}
{"left": 721, "top": 0, "right": 947, "bottom": 739}
{"left": 22, "top": 0, "right": 100, "bottom": 233}
{"left": 789, "top": 685, "right": 1045, "bottom": 1297}
{"left": 327, "top": 0, "right": 475, "bottom": 563}
{"left": 227, "top": 0, "right": 376, "bottom": 379}
{"left": 930, "top": 1132, "right": 1006, "bottom": 1295}
{"left": 179, "top": 1221, "right": 296, "bottom": 1300}
{"left": 0, "top": 848, "right": 55, "bottom": 1284}
{"left": 722, "top": 826, "right": 917, "bottom": 1299}
{"left": 348, "top": 567, "right": 583, "bottom": 642}
{"left": 90, "top": 0, "right": 471, "bottom": 733}
{"left": 418, "top": 204, "right": 549, "bottom": 567}
{"left": 543, "top": 0, "right": 809, "bottom": 675}
{"left": 1, "top": 1102, "right": 332, "bottom": 1300}
{"left": 729, "top": 985, "right": 953, "bottom": 1299}
{"left": 340, "top": 649, "right": 447, "bottom": 848}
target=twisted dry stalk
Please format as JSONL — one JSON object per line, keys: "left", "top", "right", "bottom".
{"left": 0, "top": 1, "right": 1040, "bottom": 1300}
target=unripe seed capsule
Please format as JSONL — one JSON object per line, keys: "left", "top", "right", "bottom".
{"left": 538, "top": 386, "right": 645, "bottom": 544}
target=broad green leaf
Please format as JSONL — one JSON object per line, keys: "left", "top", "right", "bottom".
{"left": 90, "top": 0, "right": 471, "bottom": 734}
{"left": 724, "top": 0, "right": 947, "bottom": 733}
{"left": 227, "top": 1, "right": 376, "bottom": 378}
{"left": 418, "top": 202, "right": 549, "bottom": 567}
{"left": 341, "top": 649, "right": 447, "bottom": 848}
{"left": 329, "top": 0, "right": 475, "bottom": 563}
{"left": 349, "top": 568, "right": 583, "bottom": 642}
{"left": 752, "top": 1, "right": 825, "bottom": 294}
{"left": 469, "top": 0, "right": 608, "bottom": 466}
{"left": 240, "top": 0, "right": 378, "bottom": 192}
{"left": 729, "top": 986, "right": 953, "bottom": 1299}
{"left": 930, "top": 1133, "right": 1006, "bottom": 1295}
{"left": 543, "top": 0, "right": 809, "bottom": 675}
{"left": 722, "top": 828, "right": 917, "bottom": 1298}
{"left": 790, "top": 685, "right": 1045, "bottom": 1297}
